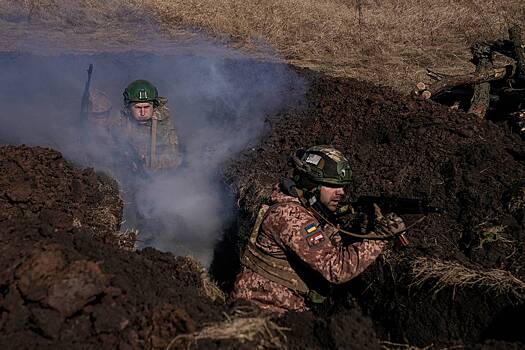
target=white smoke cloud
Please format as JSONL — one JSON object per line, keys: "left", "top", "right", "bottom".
{"left": 0, "top": 37, "right": 306, "bottom": 266}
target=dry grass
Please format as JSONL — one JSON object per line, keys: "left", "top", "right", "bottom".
{"left": 233, "top": 171, "right": 274, "bottom": 217}
{"left": 183, "top": 256, "right": 227, "bottom": 302}
{"left": 200, "top": 270, "right": 227, "bottom": 303}
{"left": 380, "top": 341, "right": 465, "bottom": 350}
{"left": 115, "top": 228, "right": 139, "bottom": 251}
{"left": 380, "top": 341, "right": 434, "bottom": 350}
{"left": 410, "top": 256, "right": 525, "bottom": 300}
{"left": 147, "top": 0, "right": 525, "bottom": 91}
{"left": 166, "top": 314, "right": 288, "bottom": 349}
{"left": 2, "top": 0, "right": 524, "bottom": 91}
{"left": 0, "top": 0, "right": 145, "bottom": 25}
{"left": 475, "top": 223, "right": 514, "bottom": 249}
{"left": 0, "top": 0, "right": 195, "bottom": 54}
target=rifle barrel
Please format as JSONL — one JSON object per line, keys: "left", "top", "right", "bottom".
{"left": 340, "top": 196, "right": 445, "bottom": 215}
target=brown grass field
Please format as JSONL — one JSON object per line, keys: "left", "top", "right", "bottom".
{"left": 1, "top": 0, "right": 525, "bottom": 91}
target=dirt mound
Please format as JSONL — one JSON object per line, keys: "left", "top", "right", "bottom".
{"left": 0, "top": 146, "right": 228, "bottom": 349}
{"left": 279, "top": 304, "right": 382, "bottom": 350}
{"left": 221, "top": 70, "right": 525, "bottom": 347}
{"left": 0, "top": 145, "right": 122, "bottom": 245}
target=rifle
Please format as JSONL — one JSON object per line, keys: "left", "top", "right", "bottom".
{"left": 335, "top": 195, "right": 445, "bottom": 245}
{"left": 79, "top": 64, "right": 94, "bottom": 123}
{"left": 339, "top": 195, "right": 445, "bottom": 217}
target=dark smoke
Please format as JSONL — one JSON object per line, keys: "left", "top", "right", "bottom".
{"left": 0, "top": 45, "right": 305, "bottom": 265}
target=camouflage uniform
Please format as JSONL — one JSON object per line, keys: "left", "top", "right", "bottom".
{"left": 87, "top": 84, "right": 182, "bottom": 173}
{"left": 232, "top": 184, "right": 385, "bottom": 314}
{"left": 113, "top": 97, "right": 182, "bottom": 172}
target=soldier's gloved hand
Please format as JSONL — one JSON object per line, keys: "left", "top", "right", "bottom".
{"left": 373, "top": 204, "right": 406, "bottom": 237}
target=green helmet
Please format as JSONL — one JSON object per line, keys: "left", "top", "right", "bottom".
{"left": 291, "top": 145, "right": 352, "bottom": 187}
{"left": 123, "top": 80, "right": 159, "bottom": 107}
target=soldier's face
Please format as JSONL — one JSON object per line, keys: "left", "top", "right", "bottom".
{"left": 130, "top": 102, "right": 154, "bottom": 121}
{"left": 319, "top": 186, "right": 345, "bottom": 211}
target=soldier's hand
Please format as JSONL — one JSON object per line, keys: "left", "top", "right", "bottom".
{"left": 373, "top": 204, "right": 406, "bottom": 237}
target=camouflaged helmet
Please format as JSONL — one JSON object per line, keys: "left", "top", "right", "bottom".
{"left": 291, "top": 145, "right": 352, "bottom": 187}
{"left": 123, "top": 80, "right": 160, "bottom": 107}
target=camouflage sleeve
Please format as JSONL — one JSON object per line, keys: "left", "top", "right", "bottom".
{"left": 264, "top": 204, "right": 384, "bottom": 284}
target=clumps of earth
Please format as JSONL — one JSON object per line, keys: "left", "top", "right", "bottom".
{"left": 1, "top": 66, "right": 525, "bottom": 349}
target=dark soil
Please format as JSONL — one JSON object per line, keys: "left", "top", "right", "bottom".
{"left": 278, "top": 304, "right": 383, "bottom": 350}
{"left": 221, "top": 69, "right": 525, "bottom": 348}
{"left": 0, "top": 146, "right": 229, "bottom": 349}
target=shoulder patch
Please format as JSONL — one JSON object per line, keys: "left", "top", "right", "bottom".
{"left": 304, "top": 223, "right": 319, "bottom": 234}
{"left": 303, "top": 223, "right": 325, "bottom": 247}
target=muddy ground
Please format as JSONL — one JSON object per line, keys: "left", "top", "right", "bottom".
{"left": 1, "top": 65, "right": 525, "bottom": 349}
{"left": 0, "top": 146, "right": 234, "bottom": 349}
{"left": 219, "top": 69, "right": 525, "bottom": 348}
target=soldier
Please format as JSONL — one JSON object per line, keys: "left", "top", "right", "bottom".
{"left": 87, "top": 80, "right": 182, "bottom": 173}
{"left": 115, "top": 79, "right": 182, "bottom": 172}
{"left": 83, "top": 81, "right": 182, "bottom": 237}
{"left": 232, "top": 145, "right": 405, "bottom": 314}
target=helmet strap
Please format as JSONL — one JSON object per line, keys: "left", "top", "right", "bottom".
{"left": 297, "top": 186, "right": 335, "bottom": 225}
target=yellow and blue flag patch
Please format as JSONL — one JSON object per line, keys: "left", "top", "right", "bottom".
{"left": 304, "top": 223, "right": 318, "bottom": 234}
{"left": 303, "top": 223, "right": 325, "bottom": 247}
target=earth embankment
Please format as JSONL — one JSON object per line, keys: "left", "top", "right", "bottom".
{"left": 221, "top": 69, "right": 525, "bottom": 348}
{"left": 2, "top": 66, "right": 525, "bottom": 349}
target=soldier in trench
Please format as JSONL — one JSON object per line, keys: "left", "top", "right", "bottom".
{"left": 231, "top": 145, "right": 406, "bottom": 314}
{"left": 87, "top": 79, "right": 182, "bottom": 174}
{"left": 86, "top": 80, "right": 182, "bottom": 245}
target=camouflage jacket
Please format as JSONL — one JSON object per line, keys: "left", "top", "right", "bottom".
{"left": 111, "top": 100, "right": 182, "bottom": 173}
{"left": 232, "top": 184, "right": 385, "bottom": 314}
{"left": 89, "top": 93, "right": 182, "bottom": 171}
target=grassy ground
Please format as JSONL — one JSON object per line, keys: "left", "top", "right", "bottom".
{"left": 148, "top": 0, "right": 525, "bottom": 91}
{"left": 2, "top": 0, "right": 524, "bottom": 91}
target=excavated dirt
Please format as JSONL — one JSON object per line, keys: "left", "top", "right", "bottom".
{"left": 2, "top": 65, "right": 525, "bottom": 349}
{"left": 220, "top": 69, "right": 525, "bottom": 348}
{"left": 0, "top": 146, "right": 233, "bottom": 349}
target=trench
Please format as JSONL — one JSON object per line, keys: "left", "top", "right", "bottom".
{"left": 2, "top": 50, "right": 525, "bottom": 349}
